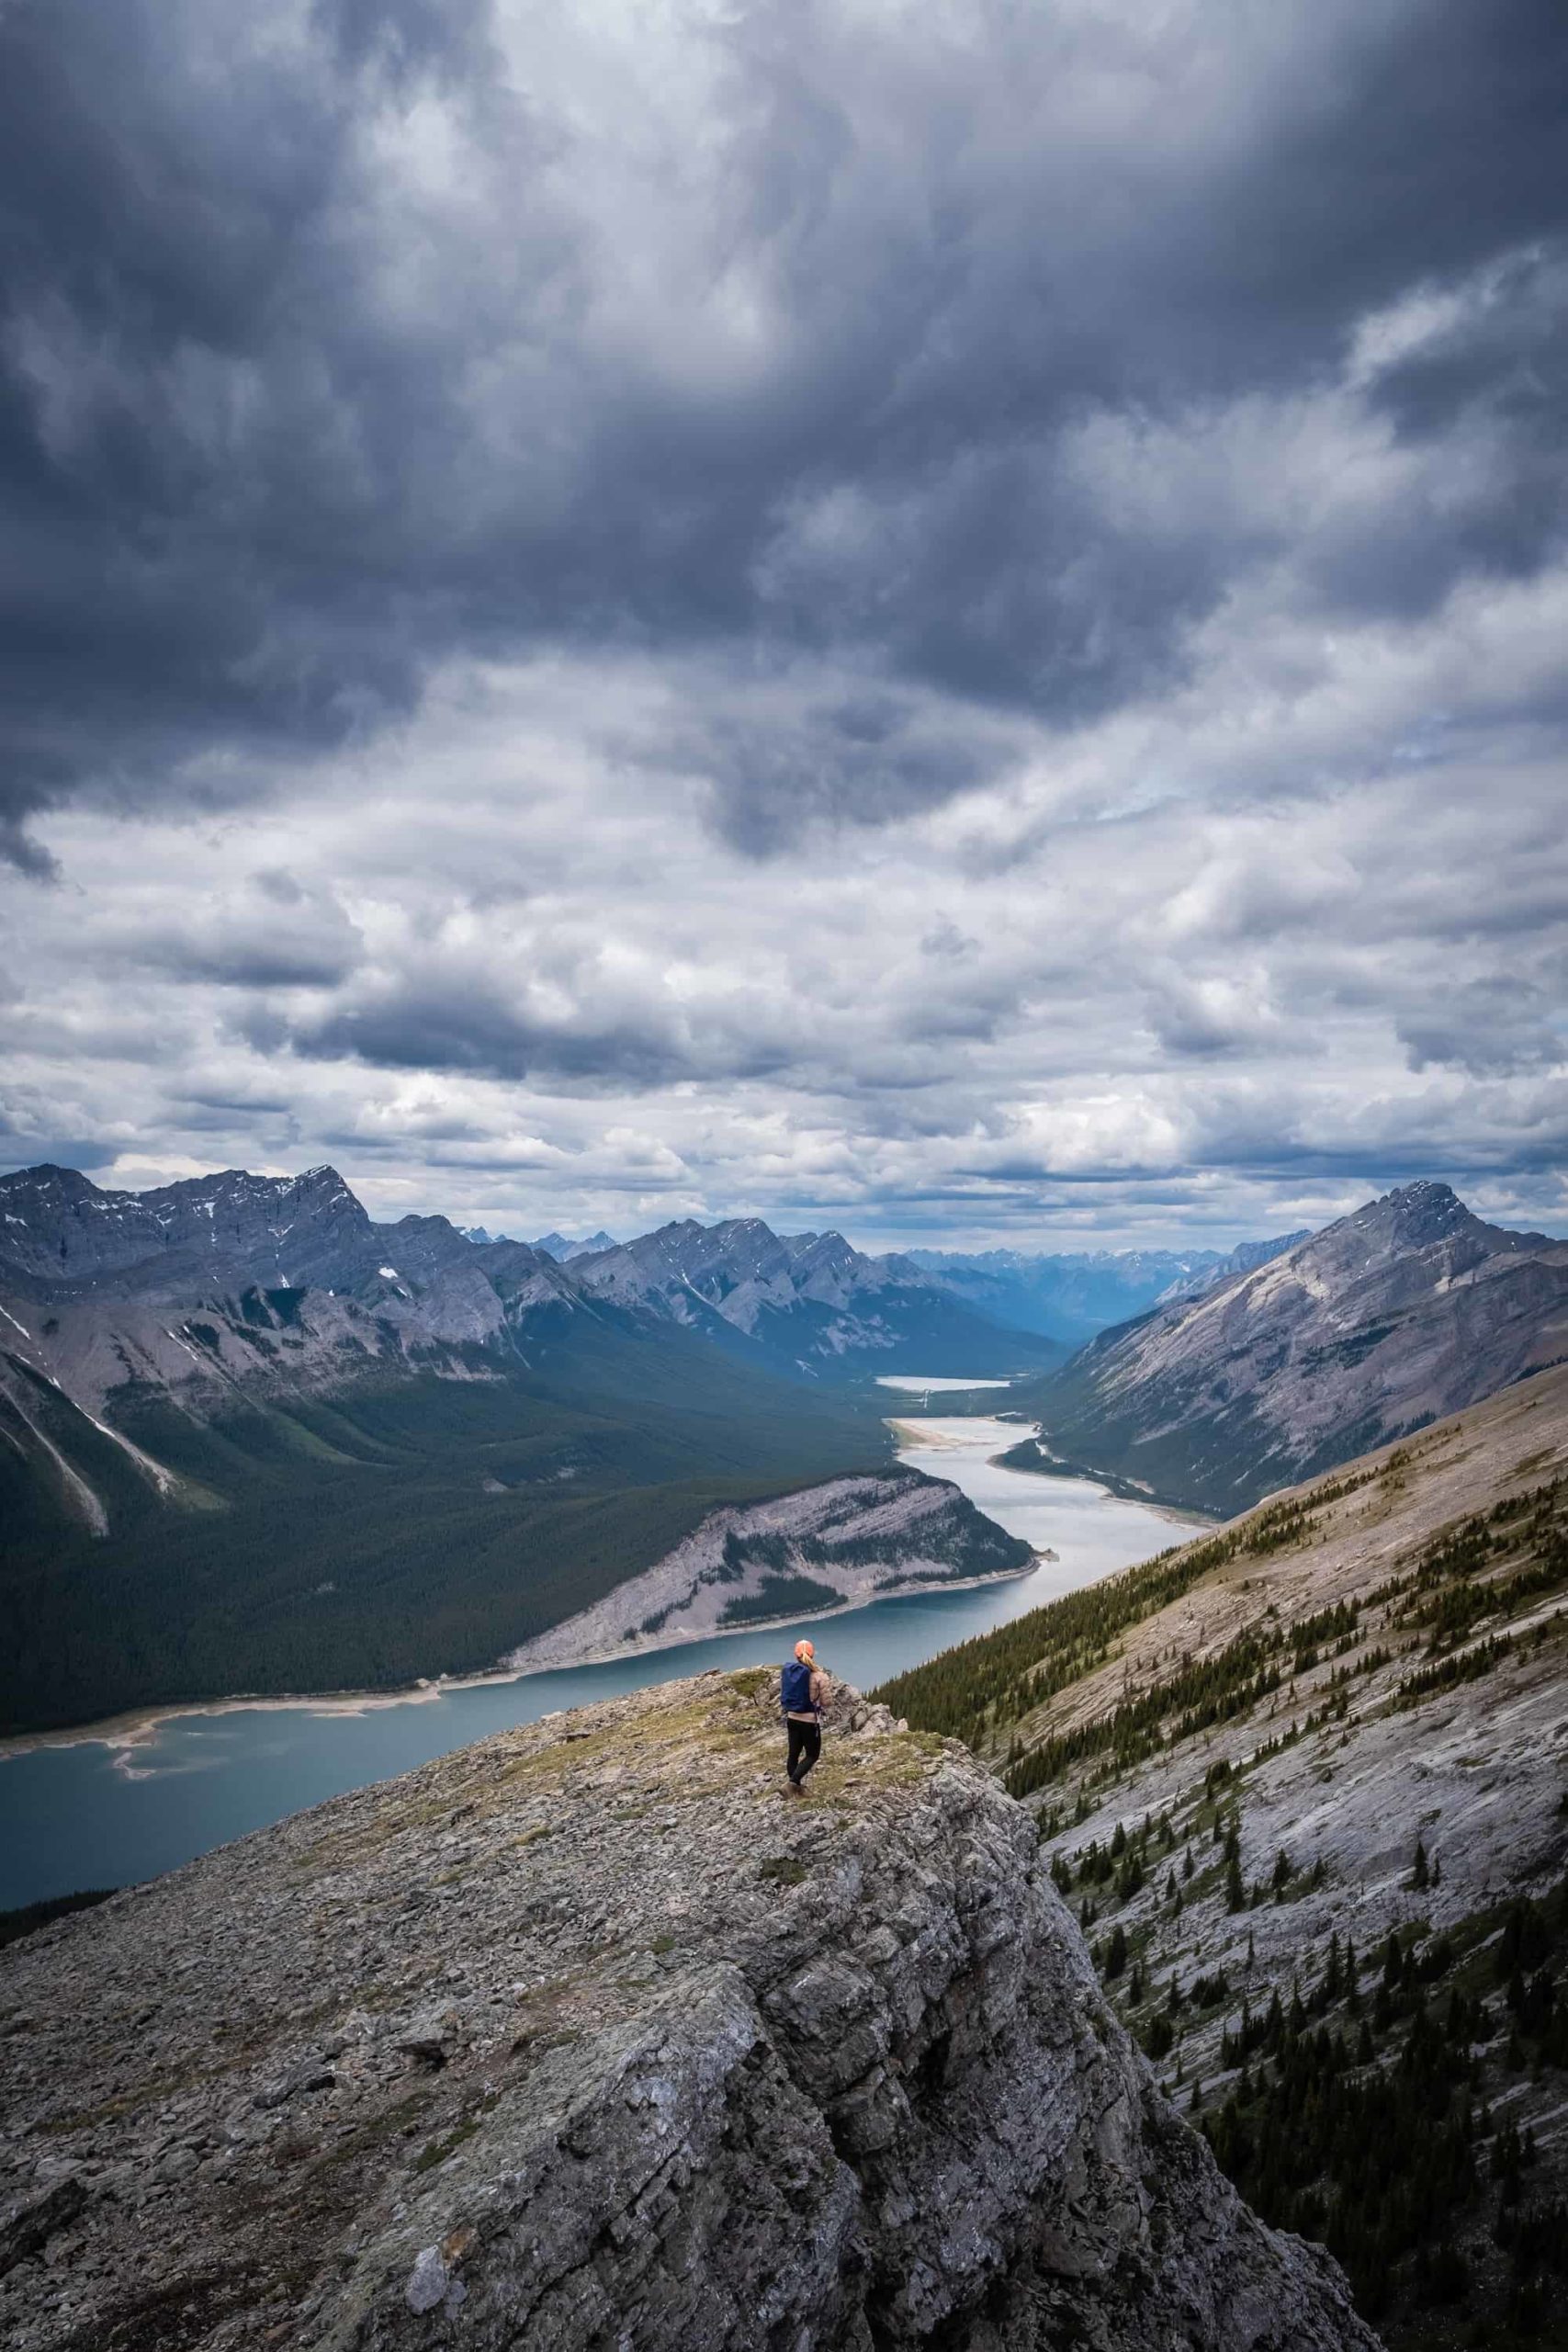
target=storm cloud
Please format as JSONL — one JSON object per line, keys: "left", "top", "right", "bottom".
{"left": 1, "top": 0, "right": 1565, "bottom": 1244}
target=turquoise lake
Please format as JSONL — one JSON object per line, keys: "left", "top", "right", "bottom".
{"left": 0, "top": 1402, "right": 1200, "bottom": 1909}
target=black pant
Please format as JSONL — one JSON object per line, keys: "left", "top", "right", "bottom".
{"left": 785, "top": 1717, "right": 821, "bottom": 1783}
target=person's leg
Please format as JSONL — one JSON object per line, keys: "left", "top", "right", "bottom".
{"left": 786, "top": 1719, "right": 808, "bottom": 1782}
{"left": 795, "top": 1722, "right": 822, "bottom": 1784}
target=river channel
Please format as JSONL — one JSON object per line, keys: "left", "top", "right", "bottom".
{"left": 0, "top": 1394, "right": 1202, "bottom": 1909}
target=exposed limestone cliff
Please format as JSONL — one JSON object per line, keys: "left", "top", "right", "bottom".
{"left": 0, "top": 1677, "right": 1375, "bottom": 2351}
{"left": 501, "top": 1466, "right": 1033, "bottom": 1671}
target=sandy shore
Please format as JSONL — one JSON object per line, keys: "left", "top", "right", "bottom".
{"left": 498, "top": 1560, "right": 1043, "bottom": 1677}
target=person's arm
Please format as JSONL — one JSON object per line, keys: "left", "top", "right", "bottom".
{"left": 810, "top": 1668, "right": 829, "bottom": 1711}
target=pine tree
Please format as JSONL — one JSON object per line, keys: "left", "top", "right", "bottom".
{"left": 1320, "top": 1930, "right": 1341, "bottom": 2007}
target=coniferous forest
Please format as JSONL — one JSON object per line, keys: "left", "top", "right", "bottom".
{"left": 0, "top": 1329, "right": 887, "bottom": 1734}
{"left": 874, "top": 1409, "right": 1568, "bottom": 2348}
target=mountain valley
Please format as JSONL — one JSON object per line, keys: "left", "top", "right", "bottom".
{"left": 910, "top": 1233, "right": 1309, "bottom": 1345}
{"left": 0, "top": 1166, "right": 1052, "bottom": 1735}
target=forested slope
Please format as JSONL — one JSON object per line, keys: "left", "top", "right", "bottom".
{"left": 875, "top": 1367, "right": 1568, "bottom": 2346}
{"left": 0, "top": 1320, "right": 886, "bottom": 1734}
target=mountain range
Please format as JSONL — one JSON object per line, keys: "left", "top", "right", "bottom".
{"left": 1009, "top": 1180, "right": 1568, "bottom": 1512}
{"left": 0, "top": 1164, "right": 1052, "bottom": 1732}
{"left": 908, "top": 1233, "right": 1309, "bottom": 1344}
{"left": 0, "top": 1165, "right": 1056, "bottom": 1449}
{"left": 6, "top": 1159, "right": 1566, "bottom": 1734}
{"left": 458, "top": 1227, "right": 618, "bottom": 1258}
{"left": 529, "top": 1227, "right": 617, "bottom": 1259}
{"left": 565, "top": 1216, "right": 1064, "bottom": 1373}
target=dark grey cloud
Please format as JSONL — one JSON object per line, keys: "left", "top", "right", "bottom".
{"left": 288, "top": 982, "right": 793, "bottom": 1091}
{"left": 3, "top": 0, "right": 1566, "bottom": 865}
{"left": 646, "top": 684, "right": 1032, "bottom": 854}
{"left": 1399, "top": 978, "right": 1564, "bottom": 1079}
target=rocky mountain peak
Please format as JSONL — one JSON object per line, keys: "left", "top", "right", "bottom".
{"left": 0, "top": 1162, "right": 99, "bottom": 1200}
{"left": 0, "top": 1674, "right": 1375, "bottom": 2350}
{"left": 1029, "top": 1179, "right": 1568, "bottom": 1511}
{"left": 1357, "top": 1178, "right": 1470, "bottom": 1245}
{"left": 1296, "top": 1178, "right": 1551, "bottom": 1274}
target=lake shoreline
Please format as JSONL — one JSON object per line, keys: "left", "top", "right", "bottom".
{"left": 0, "top": 1417, "right": 1204, "bottom": 1763}
{"left": 1, "top": 1400, "right": 1221, "bottom": 1913}
{"left": 0, "top": 1564, "right": 1044, "bottom": 1764}
{"left": 0, "top": 1410, "right": 1042, "bottom": 1760}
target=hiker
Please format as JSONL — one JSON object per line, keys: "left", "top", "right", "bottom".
{"left": 780, "top": 1638, "right": 828, "bottom": 1794}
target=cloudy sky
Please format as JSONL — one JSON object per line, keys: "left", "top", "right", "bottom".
{"left": 2, "top": 0, "right": 1565, "bottom": 1251}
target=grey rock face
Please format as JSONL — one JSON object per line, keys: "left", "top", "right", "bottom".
{"left": 0, "top": 1162, "right": 580, "bottom": 1434}
{"left": 502, "top": 1466, "right": 1033, "bottom": 1672}
{"left": 0, "top": 1675, "right": 1375, "bottom": 2351}
{"left": 570, "top": 1216, "right": 1060, "bottom": 1374}
{"left": 1028, "top": 1181, "right": 1568, "bottom": 1510}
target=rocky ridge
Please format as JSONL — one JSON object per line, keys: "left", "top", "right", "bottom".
{"left": 880, "top": 1363, "right": 1568, "bottom": 2340}
{"left": 0, "top": 1674, "right": 1375, "bottom": 2351}
{"left": 501, "top": 1465, "right": 1033, "bottom": 1672}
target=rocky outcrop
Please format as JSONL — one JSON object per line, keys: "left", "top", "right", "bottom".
{"left": 502, "top": 1466, "right": 1034, "bottom": 1671}
{"left": 0, "top": 1675, "right": 1374, "bottom": 2351}
{"left": 1021, "top": 1180, "right": 1568, "bottom": 1511}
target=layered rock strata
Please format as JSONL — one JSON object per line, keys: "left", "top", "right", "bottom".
{"left": 501, "top": 1467, "right": 1032, "bottom": 1670}
{"left": 0, "top": 1675, "right": 1377, "bottom": 2350}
